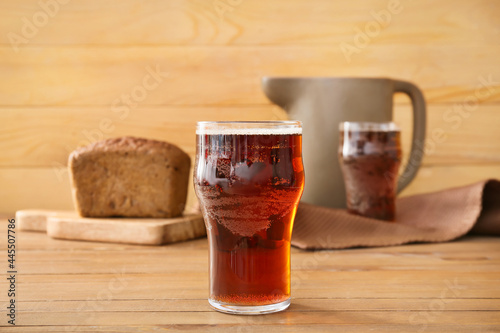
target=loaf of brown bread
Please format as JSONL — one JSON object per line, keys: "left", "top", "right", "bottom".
{"left": 68, "top": 137, "right": 191, "bottom": 218}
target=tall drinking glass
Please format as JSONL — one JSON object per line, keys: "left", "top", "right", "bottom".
{"left": 194, "top": 121, "right": 304, "bottom": 315}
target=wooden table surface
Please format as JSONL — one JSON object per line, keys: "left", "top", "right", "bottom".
{"left": 1, "top": 218, "right": 499, "bottom": 332}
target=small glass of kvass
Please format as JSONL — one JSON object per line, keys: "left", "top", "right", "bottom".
{"left": 339, "top": 122, "right": 402, "bottom": 221}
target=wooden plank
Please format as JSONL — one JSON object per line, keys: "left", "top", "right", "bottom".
{"left": 17, "top": 298, "right": 500, "bottom": 312}
{"left": 10, "top": 242, "right": 499, "bottom": 265}
{"left": 46, "top": 213, "right": 206, "bottom": 245}
{"left": 0, "top": 106, "right": 287, "bottom": 167}
{"left": 2, "top": 164, "right": 499, "bottom": 215}
{"left": 8, "top": 270, "right": 500, "bottom": 296}
{"left": 9, "top": 240, "right": 499, "bottom": 269}
{"left": 9, "top": 247, "right": 500, "bottom": 272}
{"left": 5, "top": 239, "right": 498, "bottom": 277}
{"left": 0, "top": 167, "right": 74, "bottom": 214}
{"left": 5, "top": 212, "right": 500, "bottom": 253}
{"left": 9, "top": 254, "right": 499, "bottom": 275}
{"left": 0, "top": 0, "right": 498, "bottom": 46}
{"left": 1, "top": 324, "right": 499, "bottom": 333}
{"left": 17, "top": 209, "right": 55, "bottom": 231}
{"left": 3, "top": 229, "right": 497, "bottom": 254}
{"left": 393, "top": 104, "right": 500, "bottom": 165}
{"left": 0, "top": 46, "right": 499, "bottom": 106}
{"left": 11, "top": 310, "right": 500, "bottom": 326}
{"left": 0, "top": 104, "right": 499, "bottom": 167}
{"left": 15, "top": 209, "right": 206, "bottom": 245}
{"left": 400, "top": 165, "right": 500, "bottom": 196}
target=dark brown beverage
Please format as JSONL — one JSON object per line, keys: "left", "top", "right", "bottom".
{"left": 194, "top": 131, "right": 304, "bottom": 307}
{"left": 339, "top": 128, "right": 402, "bottom": 221}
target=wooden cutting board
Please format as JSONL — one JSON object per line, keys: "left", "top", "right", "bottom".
{"left": 16, "top": 210, "right": 206, "bottom": 245}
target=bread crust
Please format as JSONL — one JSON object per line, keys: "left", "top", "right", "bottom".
{"left": 69, "top": 137, "right": 191, "bottom": 218}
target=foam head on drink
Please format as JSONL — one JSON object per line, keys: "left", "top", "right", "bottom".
{"left": 194, "top": 125, "right": 304, "bottom": 306}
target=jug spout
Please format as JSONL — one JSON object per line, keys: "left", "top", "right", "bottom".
{"left": 261, "top": 77, "right": 304, "bottom": 112}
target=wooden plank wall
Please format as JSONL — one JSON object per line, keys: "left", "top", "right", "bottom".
{"left": 1, "top": 0, "right": 499, "bottom": 214}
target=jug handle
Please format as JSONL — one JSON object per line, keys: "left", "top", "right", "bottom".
{"left": 393, "top": 80, "right": 427, "bottom": 193}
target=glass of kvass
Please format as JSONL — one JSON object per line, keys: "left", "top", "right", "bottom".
{"left": 339, "top": 122, "right": 402, "bottom": 221}
{"left": 194, "top": 121, "right": 305, "bottom": 314}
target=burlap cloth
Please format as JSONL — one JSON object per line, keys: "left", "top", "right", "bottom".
{"left": 291, "top": 179, "right": 500, "bottom": 250}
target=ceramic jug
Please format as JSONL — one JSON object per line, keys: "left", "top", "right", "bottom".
{"left": 261, "top": 77, "right": 426, "bottom": 209}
